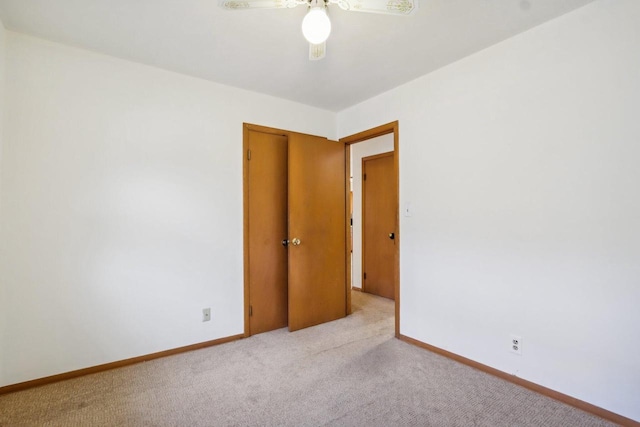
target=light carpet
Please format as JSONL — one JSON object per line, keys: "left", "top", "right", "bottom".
{"left": 0, "top": 291, "right": 615, "bottom": 426}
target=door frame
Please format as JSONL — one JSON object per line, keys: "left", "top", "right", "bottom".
{"left": 340, "top": 121, "right": 400, "bottom": 337}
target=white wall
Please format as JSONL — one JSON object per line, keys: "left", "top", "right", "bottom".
{"left": 0, "top": 16, "right": 6, "bottom": 387}
{"left": 2, "top": 1, "right": 639, "bottom": 422}
{"left": 338, "top": 0, "right": 640, "bottom": 421}
{"left": 350, "top": 134, "right": 394, "bottom": 290}
{"left": 0, "top": 32, "right": 336, "bottom": 387}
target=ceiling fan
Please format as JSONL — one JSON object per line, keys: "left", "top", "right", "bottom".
{"left": 219, "top": 0, "right": 418, "bottom": 60}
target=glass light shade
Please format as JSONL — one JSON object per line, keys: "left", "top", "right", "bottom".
{"left": 301, "top": 7, "right": 331, "bottom": 45}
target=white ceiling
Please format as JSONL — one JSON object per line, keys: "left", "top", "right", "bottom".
{"left": 0, "top": 0, "right": 596, "bottom": 111}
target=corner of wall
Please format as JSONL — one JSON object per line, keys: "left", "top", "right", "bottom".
{"left": 0, "top": 14, "right": 8, "bottom": 386}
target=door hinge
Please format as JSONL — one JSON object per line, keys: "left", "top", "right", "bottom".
{"left": 247, "top": 149, "right": 252, "bottom": 160}
{"left": 363, "top": 173, "right": 366, "bottom": 180}
{"left": 249, "top": 305, "right": 253, "bottom": 316}
{"left": 364, "top": 272, "right": 367, "bottom": 280}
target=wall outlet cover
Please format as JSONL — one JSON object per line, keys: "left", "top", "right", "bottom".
{"left": 510, "top": 334, "right": 522, "bottom": 355}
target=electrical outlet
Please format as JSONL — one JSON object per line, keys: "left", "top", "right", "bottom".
{"left": 510, "top": 334, "right": 522, "bottom": 355}
{"left": 202, "top": 308, "right": 211, "bottom": 322}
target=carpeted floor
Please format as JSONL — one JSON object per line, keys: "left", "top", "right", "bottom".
{"left": 0, "top": 291, "right": 616, "bottom": 426}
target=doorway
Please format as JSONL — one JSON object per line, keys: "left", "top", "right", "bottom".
{"left": 243, "top": 124, "right": 347, "bottom": 336}
{"left": 340, "top": 122, "right": 400, "bottom": 337}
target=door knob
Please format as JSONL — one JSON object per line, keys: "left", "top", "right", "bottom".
{"left": 389, "top": 232, "right": 395, "bottom": 240}
{"left": 291, "top": 238, "right": 301, "bottom": 246}
{"left": 282, "top": 239, "right": 289, "bottom": 247}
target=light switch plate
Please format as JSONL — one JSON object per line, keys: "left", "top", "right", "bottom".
{"left": 404, "top": 202, "right": 412, "bottom": 217}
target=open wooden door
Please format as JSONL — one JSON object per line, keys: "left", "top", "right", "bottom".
{"left": 287, "top": 133, "right": 346, "bottom": 331}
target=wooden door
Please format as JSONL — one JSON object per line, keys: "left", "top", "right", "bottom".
{"left": 362, "top": 152, "right": 395, "bottom": 300}
{"left": 247, "top": 129, "right": 289, "bottom": 335}
{"left": 288, "top": 133, "right": 346, "bottom": 331}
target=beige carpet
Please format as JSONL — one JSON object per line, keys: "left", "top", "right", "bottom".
{"left": 0, "top": 291, "right": 616, "bottom": 426}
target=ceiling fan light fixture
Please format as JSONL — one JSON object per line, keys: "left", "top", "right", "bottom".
{"left": 302, "top": 6, "right": 331, "bottom": 44}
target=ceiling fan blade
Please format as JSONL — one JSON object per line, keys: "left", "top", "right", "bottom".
{"left": 328, "top": 0, "right": 417, "bottom": 15}
{"left": 219, "top": 0, "right": 304, "bottom": 10}
{"left": 309, "top": 42, "right": 326, "bottom": 61}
